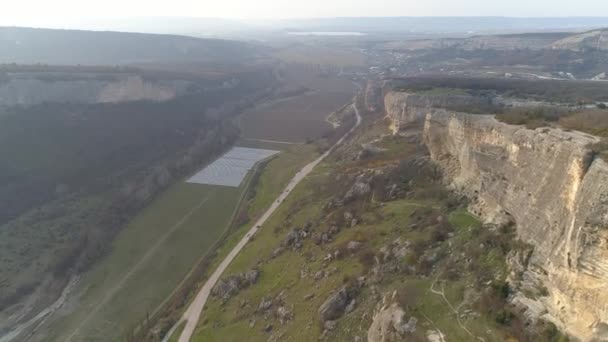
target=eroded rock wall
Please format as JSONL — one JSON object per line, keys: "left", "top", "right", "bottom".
{"left": 385, "top": 91, "right": 608, "bottom": 341}
{"left": 0, "top": 74, "right": 189, "bottom": 106}
{"left": 384, "top": 92, "right": 491, "bottom": 133}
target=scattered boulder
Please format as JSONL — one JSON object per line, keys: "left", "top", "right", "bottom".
{"left": 324, "top": 320, "right": 337, "bottom": 331}
{"left": 244, "top": 269, "right": 260, "bottom": 284}
{"left": 318, "top": 286, "right": 358, "bottom": 322}
{"left": 304, "top": 293, "right": 315, "bottom": 301}
{"left": 343, "top": 174, "right": 372, "bottom": 203}
{"left": 367, "top": 302, "right": 418, "bottom": 342}
{"left": 211, "top": 268, "right": 261, "bottom": 300}
{"left": 328, "top": 225, "right": 340, "bottom": 236}
{"left": 345, "top": 299, "right": 357, "bottom": 314}
{"left": 276, "top": 306, "right": 293, "bottom": 324}
{"left": 283, "top": 229, "right": 299, "bottom": 247}
{"left": 258, "top": 297, "right": 273, "bottom": 312}
{"left": 211, "top": 277, "right": 241, "bottom": 300}
{"left": 426, "top": 330, "right": 446, "bottom": 342}
{"left": 344, "top": 211, "right": 354, "bottom": 223}
{"left": 263, "top": 324, "right": 273, "bottom": 333}
{"left": 347, "top": 241, "right": 362, "bottom": 252}
{"left": 271, "top": 246, "right": 285, "bottom": 259}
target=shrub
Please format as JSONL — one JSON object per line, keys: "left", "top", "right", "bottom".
{"left": 495, "top": 309, "right": 515, "bottom": 325}
{"left": 396, "top": 283, "right": 422, "bottom": 310}
{"left": 560, "top": 110, "right": 608, "bottom": 137}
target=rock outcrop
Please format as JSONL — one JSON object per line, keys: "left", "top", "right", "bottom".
{"left": 368, "top": 300, "right": 418, "bottom": 342}
{"left": 212, "top": 269, "right": 260, "bottom": 301}
{"left": 318, "top": 286, "right": 358, "bottom": 322}
{"left": 0, "top": 74, "right": 191, "bottom": 107}
{"left": 385, "top": 91, "right": 608, "bottom": 340}
{"left": 384, "top": 92, "right": 491, "bottom": 133}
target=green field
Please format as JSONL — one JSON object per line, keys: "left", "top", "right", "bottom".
{"left": 41, "top": 181, "right": 244, "bottom": 342}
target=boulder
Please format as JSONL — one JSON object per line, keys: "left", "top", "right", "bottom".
{"left": 258, "top": 297, "right": 273, "bottom": 312}
{"left": 347, "top": 241, "right": 362, "bottom": 252}
{"left": 345, "top": 299, "right": 357, "bottom": 314}
{"left": 211, "top": 276, "right": 242, "bottom": 300}
{"left": 343, "top": 175, "right": 372, "bottom": 203}
{"left": 244, "top": 269, "right": 260, "bottom": 285}
{"left": 318, "top": 286, "right": 356, "bottom": 322}
{"left": 367, "top": 302, "right": 418, "bottom": 342}
{"left": 324, "top": 320, "right": 337, "bottom": 331}
{"left": 277, "top": 306, "right": 293, "bottom": 324}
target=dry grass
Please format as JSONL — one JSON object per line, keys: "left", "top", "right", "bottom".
{"left": 559, "top": 109, "right": 608, "bottom": 137}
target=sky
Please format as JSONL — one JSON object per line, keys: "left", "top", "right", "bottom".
{"left": 2, "top": 0, "right": 608, "bottom": 22}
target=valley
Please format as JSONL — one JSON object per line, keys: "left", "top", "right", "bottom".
{"left": 2, "top": 15, "right": 608, "bottom": 342}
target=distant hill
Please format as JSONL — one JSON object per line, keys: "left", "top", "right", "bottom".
{"left": 551, "top": 28, "right": 608, "bottom": 51}
{"left": 0, "top": 27, "right": 265, "bottom": 66}
{"left": 267, "top": 16, "right": 608, "bottom": 35}
{"left": 381, "top": 29, "right": 608, "bottom": 53}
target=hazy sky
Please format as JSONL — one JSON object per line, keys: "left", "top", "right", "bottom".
{"left": 2, "top": 0, "right": 608, "bottom": 21}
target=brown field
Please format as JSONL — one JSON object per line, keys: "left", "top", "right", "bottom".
{"left": 238, "top": 68, "right": 355, "bottom": 143}
{"left": 273, "top": 45, "right": 366, "bottom": 67}
{"left": 239, "top": 91, "right": 353, "bottom": 143}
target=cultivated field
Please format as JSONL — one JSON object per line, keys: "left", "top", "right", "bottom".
{"left": 238, "top": 69, "right": 355, "bottom": 143}
{"left": 35, "top": 182, "right": 244, "bottom": 342}
{"left": 239, "top": 91, "right": 353, "bottom": 143}
{"left": 273, "top": 45, "right": 367, "bottom": 67}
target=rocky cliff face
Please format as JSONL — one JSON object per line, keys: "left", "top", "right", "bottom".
{"left": 384, "top": 92, "right": 491, "bottom": 133}
{"left": 386, "top": 91, "right": 608, "bottom": 341}
{"left": 0, "top": 74, "right": 191, "bottom": 107}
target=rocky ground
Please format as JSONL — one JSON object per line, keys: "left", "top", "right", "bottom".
{"left": 191, "top": 115, "right": 568, "bottom": 342}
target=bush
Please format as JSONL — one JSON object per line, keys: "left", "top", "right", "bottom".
{"left": 496, "top": 106, "right": 568, "bottom": 128}
{"left": 358, "top": 249, "right": 376, "bottom": 272}
{"left": 396, "top": 283, "right": 422, "bottom": 310}
{"left": 495, "top": 309, "right": 515, "bottom": 325}
{"left": 560, "top": 110, "right": 608, "bottom": 137}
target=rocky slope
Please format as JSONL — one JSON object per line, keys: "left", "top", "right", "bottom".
{"left": 385, "top": 91, "right": 608, "bottom": 341}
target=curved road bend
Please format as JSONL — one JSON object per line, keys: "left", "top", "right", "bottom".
{"left": 176, "top": 103, "right": 362, "bottom": 342}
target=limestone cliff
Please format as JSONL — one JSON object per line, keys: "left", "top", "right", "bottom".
{"left": 384, "top": 92, "right": 491, "bottom": 133}
{"left": 386, "top": 91, "right": 608, "bottom": 341}
{"left": 0, "top": 74, "right": 191, "bottom": 107}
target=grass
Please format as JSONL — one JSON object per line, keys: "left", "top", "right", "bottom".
{"left": 168, "top": 321, "right": 186, "bottom": 342}
{"left": 43, "top": 182, "right": 244, "bottom": 342}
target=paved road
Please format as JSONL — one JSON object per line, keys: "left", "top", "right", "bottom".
{"left": 176, "top": 103, "right": 361, "bottom": 342}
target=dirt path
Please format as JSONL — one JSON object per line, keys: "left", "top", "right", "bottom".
{"left": 63, "top": 196, "right": 212, "bottom": 342}
{"left": 429, "top": 278, "right": 485, "bottom": 342}
{"left": 175, "top": 103, "right": 361, "bottom": 342}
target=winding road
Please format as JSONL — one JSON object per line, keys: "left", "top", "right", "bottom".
{"left": 174, "top": 103, "right": 361, "bottom": 342}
